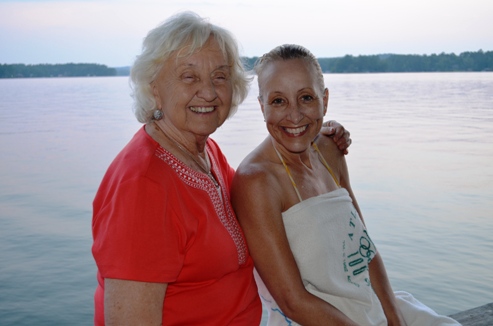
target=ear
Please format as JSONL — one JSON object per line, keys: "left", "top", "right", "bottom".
{"left": 258, "top": 96, "right": 266, "bottom": 117}
{"left": 151, "top": 81, "right": 161, "bottom": 108}
{"left": 323, "top": 88, "right": 329, "bottom": 115}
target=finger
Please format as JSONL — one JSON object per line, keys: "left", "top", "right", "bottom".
{"left": 338, "top": 131, "right": 350, "bottom": 144}
{"left": 339, "top": 137, "right": 350, "bottom": 144}
{"left": 323, "top": 120, "right": 334, "bottom": 127}
{"left": 320, "top": 125, "right": 335, "bottom": 136}
{"left": 340, "top": 129, "right": 350, "bottom": 139}
{"left": 337, "top": 126, "right": 348, "bottom": 138}
{"left": 333, "top": 129, "right": 344, "bottom": 142}
{"left": 336, "top": 138, "right": 351, "bottom": 151}
{"left": 338, "top": 137, "right": 351, "bottom": 147}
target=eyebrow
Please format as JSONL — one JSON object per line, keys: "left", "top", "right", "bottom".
{"left": 214, "top": 65, "right": 231, "bottom": 71}
{"left": 267, "top": 88, "right": 315, "bottom": 95}
{"left": 177, "top": 63, "right": 231, "bottom": 70}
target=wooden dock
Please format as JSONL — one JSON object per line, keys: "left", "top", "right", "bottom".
{"left": 449, "top": 302, "right": 493, "bottom": 326}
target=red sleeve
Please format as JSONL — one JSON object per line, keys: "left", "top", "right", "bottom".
{"left": 92, "top": 175, "right": 186, "bottom": 283}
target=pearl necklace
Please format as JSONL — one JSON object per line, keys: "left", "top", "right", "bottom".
{"left": 154, "top": 122, "right": 220, "bottom": 189}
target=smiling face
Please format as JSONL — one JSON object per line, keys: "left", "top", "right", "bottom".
{"left": 151, "top": 37, "right": 233, "bottom": 138}
{"left": 258, "top": 58, "right": 328, "bottom": 154}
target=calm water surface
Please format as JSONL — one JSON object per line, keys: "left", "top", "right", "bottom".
{"left": 0, "top": 73, "right": 492, "bottom": 325}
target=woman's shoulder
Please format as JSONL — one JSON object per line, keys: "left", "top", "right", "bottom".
{"left": 313, "top": 133, "right": 347, "bottom": 183}
{"left": 235, "top": 151, "right": 273, "bottom": 182}
{"left": 234, "top": 142, "right": 281, "bottom": 190}
{"left": 314, "top": 133, "right": 343, "bottom": 155}
{"left": 314, "top": 134, "right": 346, "bottom": 169}
{"left": 231, "top": 142, "right": 285, "bottom": 215}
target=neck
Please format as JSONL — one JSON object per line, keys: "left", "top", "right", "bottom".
{"left": 152, "top": 121, "right": 210, "bottom": 173}
{"left": 149, "top": 121, "right": 221, "bottom": 190}
{"left": 270, "top": 137, "right": 314, "bottom": 169}
{"left": 156, "top": 119, "right": 208, "bottom": 151}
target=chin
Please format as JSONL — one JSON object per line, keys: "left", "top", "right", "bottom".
{"left": 280, "top": 140, "right": 312, "bottom": 153}
{"left": 196, "top": 126, "right": 220, "bottom": 137}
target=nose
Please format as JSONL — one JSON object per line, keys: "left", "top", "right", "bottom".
{"left": 287, "top": 103, "right": 304, "bottom": 124}
{"left": 196, "top": 79, "right": 218, "bottom": 102}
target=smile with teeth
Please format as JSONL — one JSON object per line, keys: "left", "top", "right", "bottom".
{"left": 189, "top": 106, "right": 215, "bottom": 113}
{"left": 283, "top": 125, "right": 308, "bottom": 136}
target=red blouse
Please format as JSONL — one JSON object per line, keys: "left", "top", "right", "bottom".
{"left": 92, "top": 126, "right": 261, "bottom": 325}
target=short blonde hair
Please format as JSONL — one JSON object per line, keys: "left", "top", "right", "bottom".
{"left": 254, "top": 44, "right": 325, "bottom": 95}
{"left": 130, "top": 11, "right": 251, "bottom": 123}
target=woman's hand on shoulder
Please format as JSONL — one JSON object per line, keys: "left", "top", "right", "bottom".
{"left": 320, "top": 120, "right": 352, "bottom": 155}
{"left": 316, "top": 126, "right": 361, "bottom": 215}
{"left": 105, "top": 278, "right": 167, "bottom": 325}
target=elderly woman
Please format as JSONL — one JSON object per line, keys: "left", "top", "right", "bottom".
{"left": 231, "top": 44, "right": 461, "bottom": 326}
{"left": 92, "top": 13, "right": 350, "bottom": 325}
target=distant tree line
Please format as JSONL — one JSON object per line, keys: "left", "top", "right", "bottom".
{"left": 243, "top": 50, "right": 492, "bottom": 73}
{"left": 1, "top": 50, "right": 491, "bottom": 78}
{"left": 0, "top": 63, "right": 116, "bottom": 78}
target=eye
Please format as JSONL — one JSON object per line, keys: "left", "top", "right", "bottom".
{"left": 300, "top": 94, "right": 315, "bottom": 102}
{"left": 270, "top": 97, "right": 285, "bottom": 106}
{"left": 211, "top": 71, "right": 230, "bottom": 85}
{"left": 181, "top": 72, "right": 196, "bottom": 83}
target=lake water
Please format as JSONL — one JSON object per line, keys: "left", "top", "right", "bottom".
{"left": 0, "top": 73, "right": 492, "bottom": 325}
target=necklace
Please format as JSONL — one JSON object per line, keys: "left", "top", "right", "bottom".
{"left": 271, "top": 138, "right": 341, "bottom": 203}
{"left": 154, "top": 122, "right": 220, "bottom": 189}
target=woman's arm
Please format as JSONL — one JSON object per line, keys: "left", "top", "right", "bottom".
{"left": 231, "top": 164, "right": 358, "bottom": 326}
{"left": 368, "top": 255, "right": 407, "bottom": 326}
{"left": 105, "top": 278, "right": 167, "bottom": 326}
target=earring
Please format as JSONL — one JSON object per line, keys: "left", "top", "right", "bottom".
{"left": 153, "top": 109, "right": 163, "bottom": 120}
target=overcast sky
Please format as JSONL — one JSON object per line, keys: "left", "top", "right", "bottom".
{"left": 1, "top": 0, "right": 492, "bottom": 67}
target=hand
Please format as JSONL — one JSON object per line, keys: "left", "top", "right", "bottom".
{"left": 320, "top": 120, "right": 352, "bottom": 155}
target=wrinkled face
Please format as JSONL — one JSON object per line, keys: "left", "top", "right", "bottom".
{"left": 258, "top": 58, "right": 328, "bottom": 153}
{"left": 152, "top": 37, "right": 233, "bottom": 137}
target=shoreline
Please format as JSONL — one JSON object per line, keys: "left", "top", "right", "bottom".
{"left": 449, "top": 302, "right": 493, "bottom": 325}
